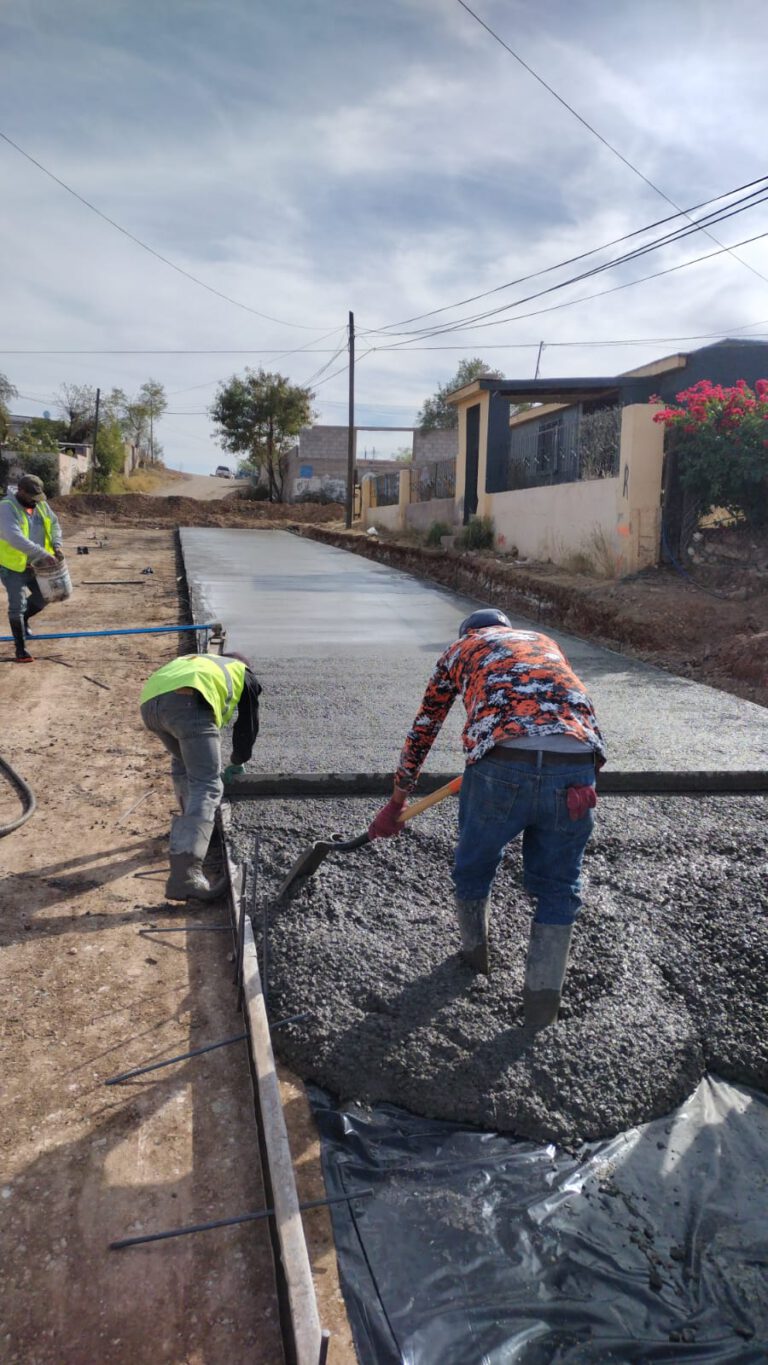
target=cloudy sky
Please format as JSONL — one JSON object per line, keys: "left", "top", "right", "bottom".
{"left": 3, "top": 0, "right": 768, "bottom": 472}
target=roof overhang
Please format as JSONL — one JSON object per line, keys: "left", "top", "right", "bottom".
{"left": 446, "top": 377, "right": 622, "bottom": 406}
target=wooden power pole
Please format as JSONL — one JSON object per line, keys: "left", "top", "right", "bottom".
{"left": 89, "top": 387, "right": 101, "bottom": 492}
{"left": 345, "top": 311, "right": 355, "bottom": 529}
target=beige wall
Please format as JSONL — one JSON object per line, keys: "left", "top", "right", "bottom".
{"left": 57, "top": 448, "right": 90, "bottom": 494}
{"left": 615, "top": 402, "right": 665, "bottom": 573}
{"left": 364, "top": 502, "right": 401, "bottom": 532}
{"left": 489, "top": 476, "right": 621, "bottom": 563}
{"left": 405, "top": 496, "right": 456, "bottom": 531}
{"left": 484, "top": 403, "right": 665, "bottom": 574}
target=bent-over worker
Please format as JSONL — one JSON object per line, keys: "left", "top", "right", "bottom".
{"left": 0, "top": 473, "right": 63, "bottom": 663}
{"left": 369, "top": 609, "right": 605, "bottom": 1030}
{"left": 140, "top": 652, "right": 262, "bottom": 902}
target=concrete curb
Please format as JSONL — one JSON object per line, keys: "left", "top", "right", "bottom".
{"left": 226, "top": 770, "right": 768, "bottom": 799}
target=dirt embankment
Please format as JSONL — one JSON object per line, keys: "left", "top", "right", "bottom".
{"left": 54, "top": 491, "right": 344, "bottom": 529}
{"left": 294, "top": 524, "right": 768, "bottom": 708}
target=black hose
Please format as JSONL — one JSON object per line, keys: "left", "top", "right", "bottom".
{"left": 0, "top": 753, "right": 36, "bottom": 836}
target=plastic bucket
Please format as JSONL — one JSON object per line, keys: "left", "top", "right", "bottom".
{"left": 34, "top": 557, "right": 73, "bottom": 603}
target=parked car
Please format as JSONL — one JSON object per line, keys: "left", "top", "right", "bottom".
{"left": 213, "top": 465, "right": 233, "bottom": 478}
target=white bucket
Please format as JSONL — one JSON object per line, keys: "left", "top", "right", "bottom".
{"left": 34, "top": 557, "right": 73, "bottom": 603}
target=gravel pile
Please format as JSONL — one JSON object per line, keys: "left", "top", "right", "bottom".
{"left": 227, "top": 795, "right": 768, "bottom": 1145}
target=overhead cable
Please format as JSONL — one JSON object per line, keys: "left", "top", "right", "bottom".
{"left": 364, "top": 174, "right": 768, "bottom": 335}
{"left": 455, "top": 0, "right": 768, "bottom": 292}
{"left": 372, "top": 225, "right": 768, "bottom": 350}
{"left": 366, "top": 185, "right": 768, "bottom": 342}
{"left": 0, "top": 129, "right": 329, "bottom": 330}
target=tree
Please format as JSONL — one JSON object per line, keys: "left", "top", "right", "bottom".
{"left": 138, "top": 379, "right": 167, "bottom": 463}
{"left": 417, "top": 359, "right": 504, "bottom": 431}
{"left": 0, "top": 371, "right": 18, "bottom": 445}
{"left": 15, "top": 417, "right": 66, "bottom": 453}
{"left": 57, "top": 383, "right": 97, "bottom": 443}
{"left": 210, "top": 368, "right": 315, "bottom": 501}
{"left": 91, "top": 420, "right": 127, "bottom": 491}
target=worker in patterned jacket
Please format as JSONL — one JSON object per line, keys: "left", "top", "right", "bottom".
{"left": 0, "top": 473, "right": 63, "bottom": 663}
{"left": 140, "top": 652, "right": 262, "bottom": 902}
{"left": 369, "top": 609, "right": 606, "bottom": 1030}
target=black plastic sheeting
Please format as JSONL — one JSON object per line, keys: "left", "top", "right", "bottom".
{"left": 310, "top": 1076, "right": 768, "bottom": 1363}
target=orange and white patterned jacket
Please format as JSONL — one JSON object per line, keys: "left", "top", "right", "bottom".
{"left": 395, "top": 627, "right": 605, "bottom": 790}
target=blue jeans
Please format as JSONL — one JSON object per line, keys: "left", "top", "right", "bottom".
{"left": 452, "top": 754, "right": 596, "bottom": 925}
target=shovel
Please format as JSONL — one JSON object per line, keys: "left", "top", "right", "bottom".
{"left": 276, "top": 775, "right": 463, "bottom": 901}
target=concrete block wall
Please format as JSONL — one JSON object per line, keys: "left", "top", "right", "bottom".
{"left": 412, "top": 429, "right": 458, "bottom": 463}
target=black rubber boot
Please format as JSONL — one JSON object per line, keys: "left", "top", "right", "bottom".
{"left": 522, "top": 922, "right": 574, "bottom": 1031}
{"left": 24, "top": 601, "right": 44, "bottom": 638}
{"left": 455, "top": 896, "right": 491, "bottom": 974}
{"left": 10, "top": 618, "right": 33, "bottom": 662}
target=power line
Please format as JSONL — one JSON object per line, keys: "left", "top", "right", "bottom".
{"left": 0, "top": 348, "right": 346, "bottom": 356}
{"left": 364, "top": 175, "right": 768, "bottom": 335}
{"left": 0, "top": 129, "right": 329, "bottom": 331}
{"left": 368, "top": 185, "right": 768, "bottom": 343}
{"left": 372, "top": 225, "right": 768, "bottom": 350}
{"left": 455, "top": 0, "right": 768, "bottom": 292}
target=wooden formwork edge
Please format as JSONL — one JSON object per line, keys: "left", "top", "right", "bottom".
{"left": 219, "top": 806, "right": 323, "bottom": 1365}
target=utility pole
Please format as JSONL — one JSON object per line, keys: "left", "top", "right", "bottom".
{"left": 149, "top": 407, "right": 154, "bottom": 464}
{"left": 89, "top": 387, "right": 101, "bottom": 492}
{"left": 345, "top": 310, "right": 355, "bottom": 529}
{"left": 534, "top": 341, "right": 545, "bottom": 380}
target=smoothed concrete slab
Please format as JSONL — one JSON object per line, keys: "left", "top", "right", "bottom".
{"left": 181, "top": 528, "right": 768, "bottom": 775}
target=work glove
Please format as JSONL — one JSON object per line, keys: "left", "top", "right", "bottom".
{"left": 566, "top": 785, "right": 597, "bottom": 821}
{"left": 53, "top": 547, "right": 65, "bottom": 561}
{"left": 222, "top": 763, "right": 245, "bottom": 784}
{"left": 367, "top": 796, "right": 406, "bottom": 840}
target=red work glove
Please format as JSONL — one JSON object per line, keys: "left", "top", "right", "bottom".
{"left": 367, "top": 796, "right": 406, "bottom": 840}
{"left": 566, "top": 785, "right": 597, "bottom": 821}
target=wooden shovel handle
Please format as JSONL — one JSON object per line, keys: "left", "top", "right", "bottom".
{"left": 397, "top": 775, "right": 463, "bottom": 823}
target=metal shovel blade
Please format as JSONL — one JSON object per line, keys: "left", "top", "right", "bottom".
{"left": 276, "top": 831, "right": 370, "bottom": 902}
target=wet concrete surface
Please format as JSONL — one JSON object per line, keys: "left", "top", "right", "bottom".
{"left": 182, "top": 528, "right": 768, "bottom": 776}
{"left": 227, "top": 794, "right": 768, "bottom": 1146}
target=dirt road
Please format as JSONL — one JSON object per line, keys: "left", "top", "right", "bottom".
{"left": 149, "top": 474, "right": 239, "bottom": 500}
{"left": 0, "top": 527, "right": 281, "bottom": 1363}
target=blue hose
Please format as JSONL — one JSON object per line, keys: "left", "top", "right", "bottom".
{"left": 0, "top": 622, "right": 216, "bottom": 642}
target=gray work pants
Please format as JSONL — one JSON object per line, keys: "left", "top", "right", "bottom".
{"left": 140, "top": 692, "right": 223, "bottom": 855}
{"left": 0, "top": 565, "right": 46, "bottom": 622}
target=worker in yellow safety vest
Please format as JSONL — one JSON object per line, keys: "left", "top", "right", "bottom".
{"left": 0, "top": 473, "right": 63, "bottom": 662}
{"left": 140, "top": 652, "right": 262, "bottom": 901}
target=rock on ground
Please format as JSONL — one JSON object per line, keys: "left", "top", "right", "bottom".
{"left": 227, "top": 795, "right": 768, "bottom": 1147}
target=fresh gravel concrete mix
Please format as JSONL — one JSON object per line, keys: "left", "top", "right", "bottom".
{"left": 227, "top": 794, "right": 768, "bottom": 1146}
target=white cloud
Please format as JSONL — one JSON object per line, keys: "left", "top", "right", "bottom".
{"left": 3, "top": 0, "right": 768, "bottom": 472}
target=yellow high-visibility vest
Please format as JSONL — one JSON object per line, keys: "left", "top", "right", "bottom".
{"left": 140, "top": 655, "right": 246, "bottom": 728}
{"left": 0, "top": 498, "right": 56, "bottom": 572}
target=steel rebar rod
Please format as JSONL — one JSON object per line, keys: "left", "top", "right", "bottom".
{"left": 110, "top": 1189, "right": 374, "bottom": 1250}
{"left": 104, "top": 1013, "right": 309, "bottom": 1084}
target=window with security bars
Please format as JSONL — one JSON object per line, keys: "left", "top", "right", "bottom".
{"left": 374, "top": 471, "right": 400, "bottom": 506}
{"left": 506, "top": 403, "right": 621, "bottom": 489}
{"left": 412, "top": 458, "right": 456, "bottom": 502}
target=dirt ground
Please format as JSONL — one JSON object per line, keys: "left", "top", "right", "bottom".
{"left": 0, "top": 524, "right": 354, "bottom": 1364}
{"left": 55, "top": 492, "right": 345, "bottom": 530}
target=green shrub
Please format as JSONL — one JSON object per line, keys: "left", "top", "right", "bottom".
{"left": 458, "top": 515, "right": 494, "bottom": 550}
{"left": 425, "top": 519, "right": 452, "bottom": 546}
{"left": 237, "top": 483, "right": 272, "bottom": 501}
{"left": 14, "top": 450, "right": 60, "bottom": 497}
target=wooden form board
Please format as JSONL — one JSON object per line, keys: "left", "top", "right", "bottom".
{"left": 221, "top": 813, "right": 324, "bottom": 1365}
